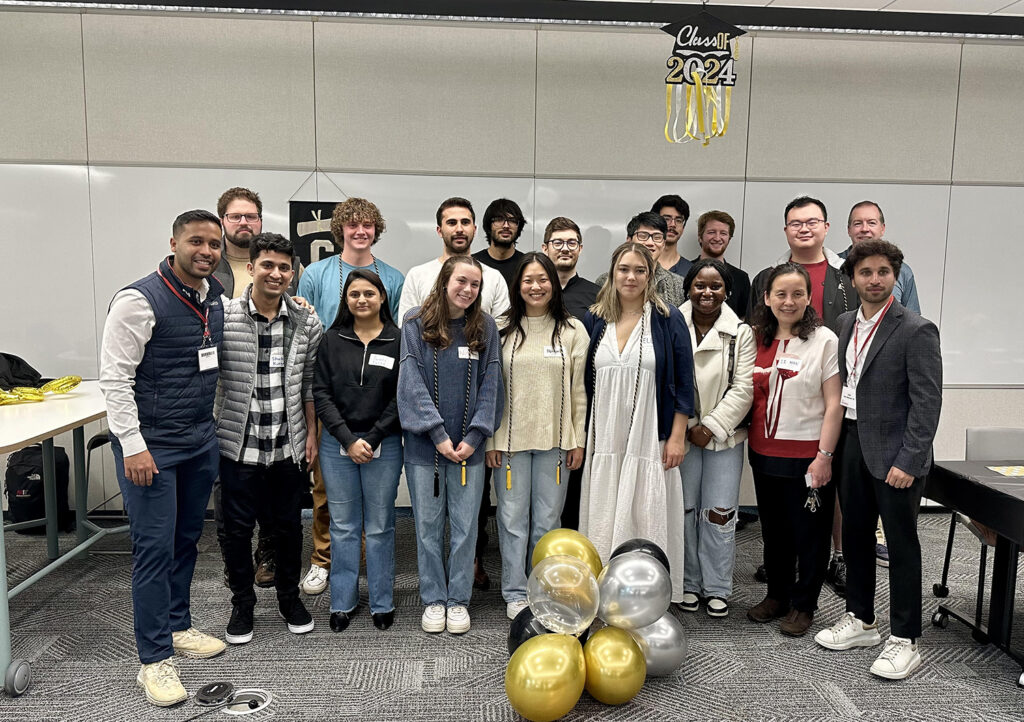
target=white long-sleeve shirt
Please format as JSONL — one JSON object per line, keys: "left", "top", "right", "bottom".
{"left": 397, "top": 258, "right": 511, "bottom": 324}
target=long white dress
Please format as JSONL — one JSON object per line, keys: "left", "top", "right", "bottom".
{"left": 579, "top": 306, "right": 686, "bottom": 602}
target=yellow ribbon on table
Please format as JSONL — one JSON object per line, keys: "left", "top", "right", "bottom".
{"left": 0, "top": 375, "right": 82, "bottom": 406}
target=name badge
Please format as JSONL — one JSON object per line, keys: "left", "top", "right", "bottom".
{"left": 458, "top": 346, "right": 480, "bottom": 360}
{"left": 368, "top": 353, "right": 395, "bottom": 370}
{"left": 269, "top": 351, "right": 285, "bottom": 369}
{"left": 776, "top": 356, "right": 802, "bottom": 373}
{"left": 198, "top": 346, "right": 218, "bottom": 372}
{"left": 841, "top": 385, "right": 857, "bottom": 410}
{"left": 543, "top": 346, "right": 564, "bottom": 358}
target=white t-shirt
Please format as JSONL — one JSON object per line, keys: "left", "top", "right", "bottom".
{"left": 398, "top": 257, "right": 511, "bottom": 324}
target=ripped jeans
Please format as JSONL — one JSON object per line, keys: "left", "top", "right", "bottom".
{"left": 681, "top": 443, "right": 744, "bottom": 599}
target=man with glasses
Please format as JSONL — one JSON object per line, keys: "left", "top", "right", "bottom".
{"left": 472, "top": 198, "right": 527, "bottom": 289}
{"left": 541, "top": 216, "right": 600, "bottom": 321}
{"left": 651, "top": 194, "right": 692, "bottom": 277}
{"left": 692, "top": 210, "right": 750, "bottom": 318}
{"left": 215, "top": 187, "right": 299, "bottom": 298}
{"left": 595, "top": 211, "right": 687, "bottom": 307}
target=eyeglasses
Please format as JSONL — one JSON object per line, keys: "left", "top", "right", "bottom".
{"left": 547, "top": 239, "right": 580, "bottom": 250}
{"left": 661, "top": 215, "right": 685, "bottom": 226}
{"left": 633, "top": 231, "right": 665, "bottom": 243}
{"left": 492, "top": 216, "right": 519, "bottom": 227}
{"left": 786, "top": 219, "right": 824, "bottom": 230}
{"left": 224, "top": 213, "right": 261, "bottom": 223}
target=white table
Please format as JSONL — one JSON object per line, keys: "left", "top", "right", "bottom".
{"left": 0, "top": 381, "right": 126, "bottom": 696}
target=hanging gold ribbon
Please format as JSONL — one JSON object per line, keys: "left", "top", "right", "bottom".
{"left": 664, "top": 40, "right": 738, "bottom": 146}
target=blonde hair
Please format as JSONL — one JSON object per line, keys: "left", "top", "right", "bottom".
{"left": 590, "top": 242, "right": 669, "bottom": 322}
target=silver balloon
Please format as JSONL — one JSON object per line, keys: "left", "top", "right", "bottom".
{"left": 628, "top": 612, "right": 688, "bottom": 677}
{"left": 526, "top": 554, "right": 600, "bottom": 636}
{"left": 596, "top": 551, "right": 672, "bottom": 630}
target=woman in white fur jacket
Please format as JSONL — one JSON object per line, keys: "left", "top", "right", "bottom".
{"left": 678, "top": 258, "right": 755, "bottom": 618}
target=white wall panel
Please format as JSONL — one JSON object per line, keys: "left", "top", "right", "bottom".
{"left": 314, "top": 22, "right": 536, "bottom": 176}
{"left": 0, "top": 13, "right": 87, "bottom": 163}
{"left": 82, "top": 15, "right": 315, "bottom": 168}
{"left": 746, "top": 37, "right": 960, "bottom": 182}
{"left": 535, "top": 30, "right": 750, "bottom": 179}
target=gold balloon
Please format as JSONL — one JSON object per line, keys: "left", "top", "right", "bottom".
{"left": 532, "top": 528, "right": 603, "bottom": 579}
{"left": 505, "top": 634, "right": 586, "bottom": 722}
{"left": 583, "top": 627, "right": 646, "bottom": 705}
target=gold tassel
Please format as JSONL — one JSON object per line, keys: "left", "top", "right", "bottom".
{"left": 506, "top": 462, "right": 512, "bottom": 491}
{"left": 461, "top": 461, "right": 467, "bottom": 487}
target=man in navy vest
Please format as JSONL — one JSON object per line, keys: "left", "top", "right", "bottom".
{"left": 100, "top": 210, "right": 228, "bottom": 707}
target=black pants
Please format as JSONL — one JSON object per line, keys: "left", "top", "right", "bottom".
{"left": 837, "top": 421, "right": 923, "bottom": 638}
{"left": 220, "top": 457, "right": 306, "bottom": 608}
{"left": 213, "top": 477, "right": 274, "bottom": 556}
{"left": 752, "top": 459, "right": 835, "bottom": 613}
{"left": 476, "top": 468, "right": 493, "bottom": 558}
{"left": 559, "top": 466, "right": 584, "bottom": 531}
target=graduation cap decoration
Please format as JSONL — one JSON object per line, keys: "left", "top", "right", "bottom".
{"left": 661, "top": 12, "right": 746, "bottom": 146}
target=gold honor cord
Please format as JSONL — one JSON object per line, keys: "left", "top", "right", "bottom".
{"left": 0, "top": 375, "right": 82, "bottom": 406}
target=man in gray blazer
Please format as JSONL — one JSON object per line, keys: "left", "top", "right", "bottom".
{"left": 813, "top": 239, "right": 942, "bottom": 681}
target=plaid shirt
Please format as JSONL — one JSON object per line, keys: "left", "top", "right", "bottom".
{"left": 240, "top": 298, "right": 291, "bottom": 466}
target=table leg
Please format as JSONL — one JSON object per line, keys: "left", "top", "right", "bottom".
{"left": 41, "top": 439, "right": 59, "bottom": 561}
{"left": 73, "top": 428, "right": 88, "bottom": 547}
{"left": 0, "top": 512, "right": 12, "bottom": 682}
{"left": 988, "top": 538, "right": 1019, "bottom": 648}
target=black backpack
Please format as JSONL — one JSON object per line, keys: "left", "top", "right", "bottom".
{"left": 4, "top": 444, "right": 75, "bottom": 534}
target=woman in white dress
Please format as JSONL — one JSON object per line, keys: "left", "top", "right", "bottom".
{"left": 579, "top": 242, "right": 695, "bottom": 601}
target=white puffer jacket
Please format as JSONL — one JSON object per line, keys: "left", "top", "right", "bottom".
{"left": 679, "top": 301, "right": 755, "bottom": 451}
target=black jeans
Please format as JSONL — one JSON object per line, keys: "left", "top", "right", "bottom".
{"left": 213, "top": 477, "right": 274, "bottom": 557}
{"left": 837, "top": 421, "right": 923, "bottom": 638}
{"left": 220, "top": 457, "right": 306, "bottom": 608}
{"left": 752, "top": 456, "right": 835, "bottom": 613}
{"left": 559, "top": 466, "right": 584, "bottom": 531}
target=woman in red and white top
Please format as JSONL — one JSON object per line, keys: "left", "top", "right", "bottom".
{"left": 746, "top": 263, "right": 843, "bottom": 638}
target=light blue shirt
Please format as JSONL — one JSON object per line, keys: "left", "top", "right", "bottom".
{"left": 297, "top": 255, "right": 404, "bottom": 328}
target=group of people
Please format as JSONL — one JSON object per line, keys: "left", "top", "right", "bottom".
{"left": 98, "top": 188, "right": 941, "bottom": 708}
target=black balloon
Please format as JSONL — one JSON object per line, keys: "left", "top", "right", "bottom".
{"left": 507, "top": 606, "right": 590, "bottom": 657}
{"left": 610, "top": 538, "right": 671, "bottom": 575}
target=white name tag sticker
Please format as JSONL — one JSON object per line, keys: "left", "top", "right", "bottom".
{"left": 269, "top": 351, "right": 285, "bottom": 369}
{"left": 776, "top": 356, "right": 802, "bottom": 373}
{"left": 458, "top": 346, "right": 480, "bottom": 360}
{"left": 543, "top": 346, "right": 564, "bottom": 358}
{"left": 841, "top": 385, "right": 857, "bottom": 410}
{"left": 368, "top": 353, "right": 395, "bottom": 370}
{"left": 198, "top": 346, "right": 218, "bottom": 372}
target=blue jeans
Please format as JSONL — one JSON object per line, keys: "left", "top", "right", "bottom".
{"left": 113, "top": 436, "right": 219, "bottom": 664}
{"left": 319, "top": 433, "right": 403, "bottom": 615}
{"left": 493, "top": 448, "right": 567, "bottom": 603}
{"left": 681, "top": 442, "right": 744, "bottom": 599}
{"left": 405, "top": 461, "right": 485, "bottom": 607}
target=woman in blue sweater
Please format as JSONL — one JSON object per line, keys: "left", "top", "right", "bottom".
{"left": 398, "top": 256, "right": 504, "bottom": 635}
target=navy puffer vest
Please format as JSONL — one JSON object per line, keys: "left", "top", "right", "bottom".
{"left": 126, "top": 256, "right": 225, "bottom": 449}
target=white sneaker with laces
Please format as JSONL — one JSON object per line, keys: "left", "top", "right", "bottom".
{"left": 136, "top": 658, "right": 187, "bottom": 707}
{"left": 447, "top": 605, "right": 471, "bottom": 634}
{"left": 300, "top": 565, "right": 329, "bottom": 595}
{"left": 171, "top": 627, "right": 226, "bottom": 659}
{"left": 814, "top": 612, "right": 882, "bottom": 650}
{"left": 870, "top": 635, "right": 921, "bottom": 679}
{"left": 421, "top": 604, "right": 446, "bottom": 633}
{"left": 506, "top": 600, "right": 530, "bottom": 621}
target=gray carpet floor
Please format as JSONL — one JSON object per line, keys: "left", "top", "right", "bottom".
{"left": 1, "top": 510, "right": 1021, "bottom": 721}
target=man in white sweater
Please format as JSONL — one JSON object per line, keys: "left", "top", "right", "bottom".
{"left": 398, "top": 197, "right": 511, "bottom": 323}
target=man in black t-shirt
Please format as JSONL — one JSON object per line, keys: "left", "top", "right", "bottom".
{"left": 472, "top": 198, "right": 527, "bottom": 289}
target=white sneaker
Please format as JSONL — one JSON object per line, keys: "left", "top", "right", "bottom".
{"left": 815, "top": 612, "right": 882, "bottom": 651}
{"left": 446, "top": 605, "right": 471, "bottom": 634}
{"left": 870, "top": 635, "right": 922, "bottom": 680}
{"left": 300, "top": 565, "right": 329, "bottom": 595}
{"left": 136, "top": 658, "right": 187, "bottom": 707}
{"left": 171, "top": 627, "right": 226, "bottom": 659}
{"left": 506, "top": 600, "right": 530, "bottom": 621}
{"left": 677, "top": 592, "right": 700, "bottom": 613}
{"left": 421, "top": 604, "right": 446, "bottom": 633}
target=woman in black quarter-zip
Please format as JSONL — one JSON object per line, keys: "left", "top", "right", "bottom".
{"left": 313, "top": 269, "right": 403, "bottom": 633}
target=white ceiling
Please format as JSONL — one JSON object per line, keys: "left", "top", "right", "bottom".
{"left": 580, "top": 1, "right": 1024, "bottom": 16}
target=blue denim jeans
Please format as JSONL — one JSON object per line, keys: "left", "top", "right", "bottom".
{"left": 493, "top": 448, "right": 567, "bottom": 603}
{"left": 113, "top": 436, "right": 219, "bottom": 664}
{"left": 319, "top": 433, "right": 403, "bottom": 615}
{"left": 681, "top": 442, "right": 744, "bottom": 599}
{"left": 405, "top": 461, "right": 485, "bottom": 607}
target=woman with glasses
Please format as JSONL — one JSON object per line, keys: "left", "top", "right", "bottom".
{"left": 485, "top": 252, "right": 589, "bottom": 621}
{"left": 397, "top": 256, "right": 503, "bottom": 636}
{"left": 746, "top": 263, "right": 843, "bottom": 638}
{"left": 678, "top": 259, "right": 755, "bottom": 618}
{"left": 313, "top": 270, "right": 402, "bottom": 633}
{"left": 580, "top": 242, "right": 695, "bottom": 602}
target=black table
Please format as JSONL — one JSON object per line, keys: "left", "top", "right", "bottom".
{"left": 925, "top": 461, "right": 1024, "bottom": 686}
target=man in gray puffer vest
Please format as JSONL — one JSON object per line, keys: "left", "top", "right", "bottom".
{"left": 214, "top": 232, "right": 322, "bottom": 646}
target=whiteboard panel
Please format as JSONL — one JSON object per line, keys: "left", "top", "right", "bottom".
{"left": 0, "top": 164, "right": 96, "bottom": 378}
{"left": 942, "top": 186, "right": 1024, "bottom": 385}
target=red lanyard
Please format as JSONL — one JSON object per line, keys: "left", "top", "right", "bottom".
{"left": 849, "top": 295, "right": 894, "bottom": 382}
{"left": 157, "top": 267, "right": 211, "bottom": 342}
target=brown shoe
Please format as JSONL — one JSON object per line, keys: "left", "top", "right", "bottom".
{"left": 780, "top": 609, "right": 814, "bottom": 637}
{"left": 747, "top": 597, "right": 790, "bottom": 623}
{"left": 254, "top": 553, "right": 276, "bottom": 588}
{"left": 473, "top": 558, "right": 490, "bottom": 591}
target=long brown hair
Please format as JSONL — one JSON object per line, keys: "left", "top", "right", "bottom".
{"left": 590, "top": 242, "right": 669, "bottom": 322}
{"left": 414, "top": 256, "right": 488, "bottom": 353}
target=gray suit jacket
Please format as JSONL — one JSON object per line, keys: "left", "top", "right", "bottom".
{"left": 838, "top": 300, "right": 942, "bottom": 479}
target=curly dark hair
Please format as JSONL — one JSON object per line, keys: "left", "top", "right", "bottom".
{"left": 841, "top": 239, "right": 904, "bottom": 282}
{"left": 683, "top": 258, "right": 732, "bottom": 301}
{"left": 753, "top": 263, "right": 822, "bottom": 348}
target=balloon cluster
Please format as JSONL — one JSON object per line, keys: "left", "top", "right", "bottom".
{"left": 504, "top": 530, "right": 687, "bottom": 721}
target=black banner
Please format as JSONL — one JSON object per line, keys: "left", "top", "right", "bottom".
{"left": 289, "top": 200, "right": 342, "bottom": 268}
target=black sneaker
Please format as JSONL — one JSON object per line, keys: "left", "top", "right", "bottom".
{"left": 279, "top": 598, "right": 315, "bottom": 635}
{"left": 225, "top": 605, "right": 254, "bottom": 645}
{"left": 827, "top": 556, "right": 847, "bottom": 597}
